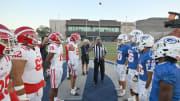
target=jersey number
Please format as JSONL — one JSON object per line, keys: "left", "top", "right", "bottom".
{"left": 13, "top": 51, "right": 22, "bottom": 58}
{"left": 117, "top": 52, "right": 122, "bottom": 61}
{"left": 0, "top": 75, "right": 9, "bottom": 100}
{"left": 128, "top": 52, "right": 134, "bottom": 62}
{"left": 35, "top": 58, "right": 43, "bottom": 71}
{"left": 50, "top": 46, "right": 54, "bottom": 50}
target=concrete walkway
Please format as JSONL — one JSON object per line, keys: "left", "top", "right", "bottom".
{"left": 57, "top": 60, "right": 131, "bottom": 101}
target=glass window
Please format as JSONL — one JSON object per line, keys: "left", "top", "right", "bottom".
{"left": 67, "top": 26, "right": 120, "bottom": 33}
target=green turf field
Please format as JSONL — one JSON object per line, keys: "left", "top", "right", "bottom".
{"left": 62, "top": 42, "right": 117, "bottom": 61}
{"left": 88, "top": 42, "right": 117, "bottom": 61}
{"left": 62, "top": 42, "right": 180, "bottom": 65}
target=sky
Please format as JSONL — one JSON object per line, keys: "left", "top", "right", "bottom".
{"left": 0, "top": 0, "right": 180, "bottom": 29}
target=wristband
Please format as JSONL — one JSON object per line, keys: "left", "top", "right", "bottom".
{"left": 14, "top": 85, "right": 24, "bottom": 91}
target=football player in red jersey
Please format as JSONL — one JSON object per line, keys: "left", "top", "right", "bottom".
{"left": 11, "top": 26, "right": 45, "bottom": 101}
{"left": 0, "top": 24, "right": 19, "bottom": 101}
{"left": 68, "top": 33, "right": 81, "bottom": 96}
{"left": 45, "top": 32, "right": 64, "bottom": 101}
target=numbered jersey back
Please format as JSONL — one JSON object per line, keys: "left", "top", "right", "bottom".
{"left": 0, "top": 56, "right": 11, "bottom": 101}
{"left": 12, "top": 45, "right": 44, "bottom": 84}
{"left": 48, "top": 43, "right": 63, "bottom": 69}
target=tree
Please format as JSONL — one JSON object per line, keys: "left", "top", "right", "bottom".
{"left": 36, "top": 25, "right": 50, "bottom": 37}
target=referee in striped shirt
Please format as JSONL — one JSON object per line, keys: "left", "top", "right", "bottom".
{"left": 89, "top": 37, "right": 107, "bottom": 87}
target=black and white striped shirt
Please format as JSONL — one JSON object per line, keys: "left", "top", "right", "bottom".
{"left": 93, "top": 44, "right": 107, "bottom": 59}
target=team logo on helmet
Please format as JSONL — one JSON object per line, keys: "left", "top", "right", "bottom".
{"left": 134, "top": 32, "right": 140, "bottom": 35}
{"left": 140, "top": 36, "right": 149, "bottom": 40}
{"left": 164, "top": 38, "right": 178, "bottom": 44}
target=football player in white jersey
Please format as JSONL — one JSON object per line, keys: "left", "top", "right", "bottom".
{"left": 0, "top": 24, "right": 20, "bottom": 101}
{"left": 45, "top": 32, "right": 64, "bottom": 101}
{"left": 68, "top": 33, "right": 81, "bottom": 96}
{"left": 11, "top": 26, "right": 45, "bottom": 101}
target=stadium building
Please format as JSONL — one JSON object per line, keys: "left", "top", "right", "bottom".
{"left": 50, "top": 19, "right": 124, "bottom": 41}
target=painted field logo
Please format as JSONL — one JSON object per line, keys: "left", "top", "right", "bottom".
{"left": 164, "top": 38, "right": 177, "bottom": 44}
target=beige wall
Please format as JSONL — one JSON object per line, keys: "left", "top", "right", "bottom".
{"left": 121, "top": 22, "right": 136, "bottom": 35}
{"left": 49, "top": 20, "right": 66, "bottom": 37}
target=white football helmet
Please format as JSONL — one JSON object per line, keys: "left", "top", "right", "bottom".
{"left": 129, "top": 29, "right": 144, "bottom": 43}
{"left": 138, "top": 34, "right": 154, "bottom": 51}
{"left": 153, "top": 36, "right": 180, "bottom": 60}
{"left": 117, "top": 34, "right": 128, "bottom": 44}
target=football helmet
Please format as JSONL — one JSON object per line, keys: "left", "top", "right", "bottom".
{"left": 138, "top": 34, "right": 154, "bottom": 51}
{"left": 70, "top": 33, "right": 81, "bottom": 43}
{"left": 0, "top": 24, "right": 14, "bottom": 56}
{"left": 14, "top": 26, "right": 38, "bottom": 46}
{"left": 153, "top": 36, "right": 180, "bottom": 60}
{"left": 49, "top": 32, "right": 64, "bottom": 44}
{"left": 129, "top": 29, "right": 144, "bottom": 43}
{"left": 117, "top": 34, "right": 128, "bottom": 44}
{"left": 130, "top": 29, "right": 143, "bottom": 37}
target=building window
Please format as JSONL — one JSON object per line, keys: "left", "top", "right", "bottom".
{"left": 67, "top": 26, "right": 120, "bottom": 33}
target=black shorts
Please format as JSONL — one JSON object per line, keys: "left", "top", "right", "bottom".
{"left": 81, "top": 54, "right": 89, "bottom": 64}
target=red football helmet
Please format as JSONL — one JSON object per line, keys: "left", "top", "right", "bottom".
{"left": 48, "top": 32, "right": 64, "bottom": 44}
{"left": 14, "top": 26, "right": 38, "bottom": 46}
{"left": 70, "top": 33, "right": 81, "bottom": 43}
{"left": 0, "top": 24, "right": 14, "bottom": 56}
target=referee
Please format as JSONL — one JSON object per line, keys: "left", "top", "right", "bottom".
{"left": 89, "top": 37, "right": 107, "bottom": 87}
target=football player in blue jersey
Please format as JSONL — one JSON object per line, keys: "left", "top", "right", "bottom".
{"left": 127, "top": 30, "right": 143, "bottom": 101}
{"left": 150, "top": 35, "right": 180, "bottom": 101}
{"left": 115, "top": 34, "right": 129, "bottom": 97}
{"left": 138, "top": 34, "right": 155, "bottom": 101}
